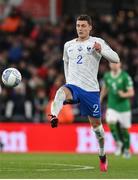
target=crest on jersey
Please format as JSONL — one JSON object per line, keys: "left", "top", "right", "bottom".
{"left": 87, "top": 46, "right": 92, "bottom": 53}
{"left": 87, "top": 46, "right": 91, "bottom": 52}
{"left": 86, "top": 46, "right": 92, "bottom": 54}
{"left": 118, "top": 78, "right": 122, "bottom": 83}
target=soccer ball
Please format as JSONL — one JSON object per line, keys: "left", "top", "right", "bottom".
{"left": 2, "top": 68, "right": 22, "bottom": 87}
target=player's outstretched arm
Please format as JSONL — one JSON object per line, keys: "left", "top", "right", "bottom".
{"left": 100, "top": 41, "right": 120, "bottom": 63}
{"left": 101, "top": 48, "right": 120, "bottom": 63}
{"left": 118, "top": 88, "right": 135, "bottom": 98}
{"left": 93, "top": 41, "right": 120, "bottom": 63}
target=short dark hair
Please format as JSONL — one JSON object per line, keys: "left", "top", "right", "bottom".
{"left": 77, "top": 14, "right": 92, "bottom": 25}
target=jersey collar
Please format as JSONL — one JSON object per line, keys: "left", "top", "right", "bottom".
{"left": 110, "top": 69, "right": 122, "bottom": 78}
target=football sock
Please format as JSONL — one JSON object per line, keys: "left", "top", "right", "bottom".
{"left": 93, "top": 124, "right": 105, "bottom": 156}
{"left": 121, "top": 128, "right": 130, "bottom": 150}
{"left": 109, "top": 124, "right": 121, "bottom": 142}
{"left": 51, "top": 88, "right": 66, "bottom": 117}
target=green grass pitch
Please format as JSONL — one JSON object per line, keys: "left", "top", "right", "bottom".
{"left": 0, "top": 153, "right": 138, "bottom": 179}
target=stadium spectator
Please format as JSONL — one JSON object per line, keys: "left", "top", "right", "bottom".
{"left": 5, "top": 82, "right": 33, "bottom": 122}
{"left": 34, "top": 87, "right": 48, "bottom": 123}
{"left": 0, "top": 7, "right": 22, "bottom": 33}
{"left": 0, "top": 88, "right": 8, "bottom": 121}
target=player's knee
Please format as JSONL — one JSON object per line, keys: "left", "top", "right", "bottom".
{"left": 89, "top": 116, "right": 101, "bottom": 128}
{"left": 93, "top": 124, "right": 105, "bottom": 140}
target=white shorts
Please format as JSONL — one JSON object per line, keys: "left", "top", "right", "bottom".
{"left": 106, "top": 108, "right": 131, "bottom": 128}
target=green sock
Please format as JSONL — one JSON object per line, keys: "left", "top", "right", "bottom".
{"left": 121, "top": 128, "right": 130, "bottom": 149}
{"left": 109, "top": 124, "right": 121, "bottom": 142}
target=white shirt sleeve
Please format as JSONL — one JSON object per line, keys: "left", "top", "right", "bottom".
{"left": 63, "top": 43, "right": 69, "bottom": 82}
{"left": 100, "top": 39, "right": 120, "bottom": 63}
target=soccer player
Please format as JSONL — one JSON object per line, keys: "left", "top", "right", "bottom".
{"left": 49, "top": 14, "right": 120, "bottom": 171}
{"left": 100, "top": 62, "right": 134, "bottom": 158}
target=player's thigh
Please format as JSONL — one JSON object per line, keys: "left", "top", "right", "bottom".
{"left": 106, "top": 109, "right": 119, "bottom": 124}
{"left": 62, "top": 86, "right": 73, "bottom": 100}
{"left": 119, "top": 111, "right": 131, "bottom": 128}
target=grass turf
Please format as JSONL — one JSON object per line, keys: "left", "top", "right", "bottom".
{"left": 0, "top": 153, "right": 138, "bottom": 179}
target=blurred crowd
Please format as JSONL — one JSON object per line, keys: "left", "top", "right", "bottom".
{"left": 0, "top": 7, "right": 138, "bottom": 123}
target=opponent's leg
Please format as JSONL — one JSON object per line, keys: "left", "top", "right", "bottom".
{"left": 50, "top": 86, "right": 72, "bottom": 128}
{"left": 118, "top": 112, "right": 131, "bottom": 158}
{"left": 121, "top": 128, "right": 131, "bottom": 158}
{"left": 109, "top": 123, "right": 121, "bottom": 142}
{"left": 106, "top": 109, "right": 123, "bottom": 155}
{"left": 109, "top": 123, "right": 123, "bottom": 156}
{"left": 89, "top": 117, "right": 108, "bottom": 172}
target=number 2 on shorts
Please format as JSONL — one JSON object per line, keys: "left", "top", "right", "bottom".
{"left": 93, "top": 104, "right": 99, "bottom": 113}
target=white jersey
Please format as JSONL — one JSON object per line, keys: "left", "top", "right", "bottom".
{"left": 63, "top": 36, "right": 120, "bottom": 91}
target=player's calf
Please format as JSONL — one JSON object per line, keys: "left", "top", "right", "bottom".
{"left": 114, "top": 141, "right": 123, "bottom": 156}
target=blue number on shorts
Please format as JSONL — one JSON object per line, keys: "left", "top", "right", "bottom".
{"left": 77, "top": 55, "right": 83, "bottom": 64}
{"left": 93, "top": 104, "right": 99, "bottom": 113}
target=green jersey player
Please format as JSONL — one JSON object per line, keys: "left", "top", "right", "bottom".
{"left": 101, "top": 62, "right": 134, "bottom": 158}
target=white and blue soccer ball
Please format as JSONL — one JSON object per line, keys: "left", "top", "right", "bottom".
{"left": 2, "top": 68, "right": 22, "bottom": 87}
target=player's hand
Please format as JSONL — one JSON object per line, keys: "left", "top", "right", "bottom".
{"left": 93, "top": 42, "right": 102, "bottom": 53}
{"left": 118, "top": 90, "right": 126, "bottom": 98}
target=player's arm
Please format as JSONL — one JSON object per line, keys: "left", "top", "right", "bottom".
{"left": 63, "top": 43, "right": 69, "bottom": 82}
{"left": 118, "top": 74, "right": 135, "bottom": 98}
{"left": 93, "top": 41, "right": 120, "bottom": 63}
{"left": 118, "top": 88, "right": 135, "bottom": 98}
{"left": 100, "top": 84, "right": 108, "bottom": 103}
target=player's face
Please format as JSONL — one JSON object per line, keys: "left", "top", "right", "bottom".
{"left": 76, "top": 20, "right": 92, "bottom": 40}
{"left": 109, "top": 63, "right": 121, "bottom": 72}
